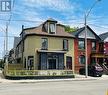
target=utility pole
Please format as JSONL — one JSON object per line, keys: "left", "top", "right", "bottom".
{"left": 4, "top": 36, "right": 5, "bottom": 57}
{"left": 84, "top": 14, "right": 88, "bottom": 78}
{"left": 5, "top": 22, "right": 8, "bottom": 63}
{"left": 84, "top": 0, "right": 101, "bottom": 78}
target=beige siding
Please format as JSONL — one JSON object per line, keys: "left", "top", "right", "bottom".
{"left": 23, "top": 35, "right": 74, "bottom": 71}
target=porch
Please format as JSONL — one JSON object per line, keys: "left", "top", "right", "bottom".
{"left": 91, "top": 53, "right": 108, "bottom": 74}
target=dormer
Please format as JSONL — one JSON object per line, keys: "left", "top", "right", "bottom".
{"left": 44, "top": 18, "right": 57, "bottom": 34}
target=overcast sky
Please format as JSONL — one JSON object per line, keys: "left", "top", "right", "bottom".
{"left": 0, "top": 0, "right": 108, "bottom": 58}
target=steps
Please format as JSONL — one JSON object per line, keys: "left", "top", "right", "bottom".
{"left": 101, "top": 64, "right": 108, "bottom": 75}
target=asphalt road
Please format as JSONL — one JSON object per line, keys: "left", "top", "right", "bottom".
{"left": 0, "top": 79, "right": 108, "bottom": 95}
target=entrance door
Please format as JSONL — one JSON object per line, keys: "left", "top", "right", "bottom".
{"left": 48, "top": 59, "right": 57, "bottom": 69}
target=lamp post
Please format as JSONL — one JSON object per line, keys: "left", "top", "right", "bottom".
{"left": 85, "top": 0, "right": 101, "bottom": 78}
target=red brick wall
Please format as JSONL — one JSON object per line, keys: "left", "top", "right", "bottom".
{"left": 74, "top": 39, "right": 99, "bottom": 73}
{"left": 104, "top": 42, "right": 108, "bottom": 54}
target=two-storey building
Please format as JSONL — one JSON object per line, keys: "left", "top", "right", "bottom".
{"left": 70, "top": 25, "right": 101, "bottom": 73}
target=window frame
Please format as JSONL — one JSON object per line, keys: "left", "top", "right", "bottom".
{"left": 41, "top": 38, "right": 48, "bottom": 50}
{"left": 78, "top": 40, "right": 85, "bottom": 50}
{"left": 79, "top": 55, "right": 85, "bottom": 64}
{"left": 91, "top": 41, "right": 96, "bottom": 51}
{"left": 49, "top": 23, "right": 56, "bottom": 34}
{"left": 63, "top": 39, "right": 69, "bottom": 51}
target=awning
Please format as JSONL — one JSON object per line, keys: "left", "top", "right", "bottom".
{"left": 37, "top": 50, "right": 66, "bottom": 54}
{"left": 91, "top": 53, "right": 108, "bottom": 58}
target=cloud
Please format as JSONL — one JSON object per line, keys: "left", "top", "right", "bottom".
{"left": 23, "top": 0, "right": 75, "bottom": 12}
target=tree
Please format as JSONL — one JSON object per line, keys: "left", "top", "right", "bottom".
{"left": 64, "top": 25, "right": 78, "bottom": 33}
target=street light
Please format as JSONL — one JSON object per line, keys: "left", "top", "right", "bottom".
{"left": 85, "top": 0, "right": 101, "bottom": 78}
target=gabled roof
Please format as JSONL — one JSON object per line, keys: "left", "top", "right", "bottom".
{"left": 71, "top": 25, "right": 101, "bottom": 40}
{"left": 71, "top": 27, "right": 84, "bottom": 36}
{"left": 99, "top": 32, "right": 108, "bottom": 41}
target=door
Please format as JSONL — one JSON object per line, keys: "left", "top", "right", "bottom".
{"left": 48, "top": 58, "right": 57, "bottom": 69}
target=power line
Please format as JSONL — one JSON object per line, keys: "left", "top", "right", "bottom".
{"left": 89, "top": 24, "right": 108, "bottom": 29}
{"left": 7, "top": 0, "right": 15, "bottom": 25}
{"left": 4, "top": 0, "right": 15, "bottom": 58}
{"left": 0, "top": 36, "right": 18, "bottom": 38}
{"left": 0, "top": 18, "right": 43, "bottom": 23}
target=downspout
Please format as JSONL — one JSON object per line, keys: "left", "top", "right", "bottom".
{"left": 22, "top": 25, "right": 24, "bottom": 69}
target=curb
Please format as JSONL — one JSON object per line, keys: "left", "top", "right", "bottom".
{"left": 0, "top": 77, "right": 98, "bottom": 84}
{"left": 0, "top": 74, "right": 108, "bottom": 83}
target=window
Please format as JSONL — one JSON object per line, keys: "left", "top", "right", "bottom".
{"left": 78, "top": 40, "right": 85, "bottom": 50}
{"left": 92, "top": 41, "right": 96, "bottom": 50}
{"left": 79, "top": 55, "right": 85, "bottom": 64}
{"left": 49, "top": 23, "right": 56, "bottom": 34}
{"left": 41, "top": 38, "right": 48, "bottom": 50}
{"left": 24, "top": 57, "right": 26, "bottom": 68}
{"left": 66, "top": 56, "right": 72, "bottom": 70}
{"left": 63, "top": 39, "right": 68, "bottom": 50}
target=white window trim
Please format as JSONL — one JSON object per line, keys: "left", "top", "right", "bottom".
{"left": 48, "top": 22, "right": 56, "bottom": 34}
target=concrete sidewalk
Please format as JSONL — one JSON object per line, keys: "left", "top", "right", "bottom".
{"left": 0, "top": 72, "right": 108, "bottom": 83}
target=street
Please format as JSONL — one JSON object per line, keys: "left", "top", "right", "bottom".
{"left": 0, "top": 79, "right": 108, "bottom": 95}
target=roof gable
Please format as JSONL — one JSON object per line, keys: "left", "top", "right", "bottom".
{"left": 79, "top": 28, "right": 96, "bottom": 39}
{"left": 72, "top": 25, "right": 101, "bottom": 40}
{"left": 99, "top": 32, "right": 108, "bottom": 41}
{"left": 104, "top": 37, "right": 108, "bottom": 42}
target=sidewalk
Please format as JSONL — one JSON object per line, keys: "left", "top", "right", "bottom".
{"left": 0, "top": 72, "right": 108, "bottom": 83}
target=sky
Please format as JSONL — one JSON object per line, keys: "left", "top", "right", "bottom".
{"left": 0, "top": 0, "right": 108, "bottom": 58}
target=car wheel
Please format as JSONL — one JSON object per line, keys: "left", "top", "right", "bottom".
{"left": 79, "top": 68, "right": 85, "bottom": 75}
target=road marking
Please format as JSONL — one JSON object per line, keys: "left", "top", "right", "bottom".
{"left": 106, "top": 89, "right": 108, "bottom": 95}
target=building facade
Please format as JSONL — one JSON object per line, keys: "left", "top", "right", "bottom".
{"left": 99, "top": 32, "right": 108, "bottom": 64}
{"left": 15, "top": 19, "right": 75, "bottom": 71}
{"left": 71, "top": 26, "right": 101, "bottom": 73}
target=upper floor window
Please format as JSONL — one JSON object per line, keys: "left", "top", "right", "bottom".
{"left": 78, "top": 40, "right": 85, "bottom": 50}
{"left": 49, "top": 23, "right": 56, "bottom": 34}
{"left": 92, "top": 41, "right": 96, "bottom": 50}
{"left": 41, "top": 38, "right": 48, "bottom": 50}
{"left": 63, "top": 39, "right": 68, "bottom": 51}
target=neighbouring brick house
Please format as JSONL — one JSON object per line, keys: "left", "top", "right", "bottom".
{"left": 99, "top": 32, "right": 108, "bottom": 64}
{"left": 70, "top": 25, "right": 101, "bottom": 73}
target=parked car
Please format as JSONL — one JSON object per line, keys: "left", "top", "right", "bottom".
{"left": 79, "top": 63, "right": 103, "bottom": 77}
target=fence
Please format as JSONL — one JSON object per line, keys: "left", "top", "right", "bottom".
{"left": 3, "top": 63, "right": 74, "bottom": 78}
{"left": 4, "top": 70, "right": 73, "bottom": 77}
